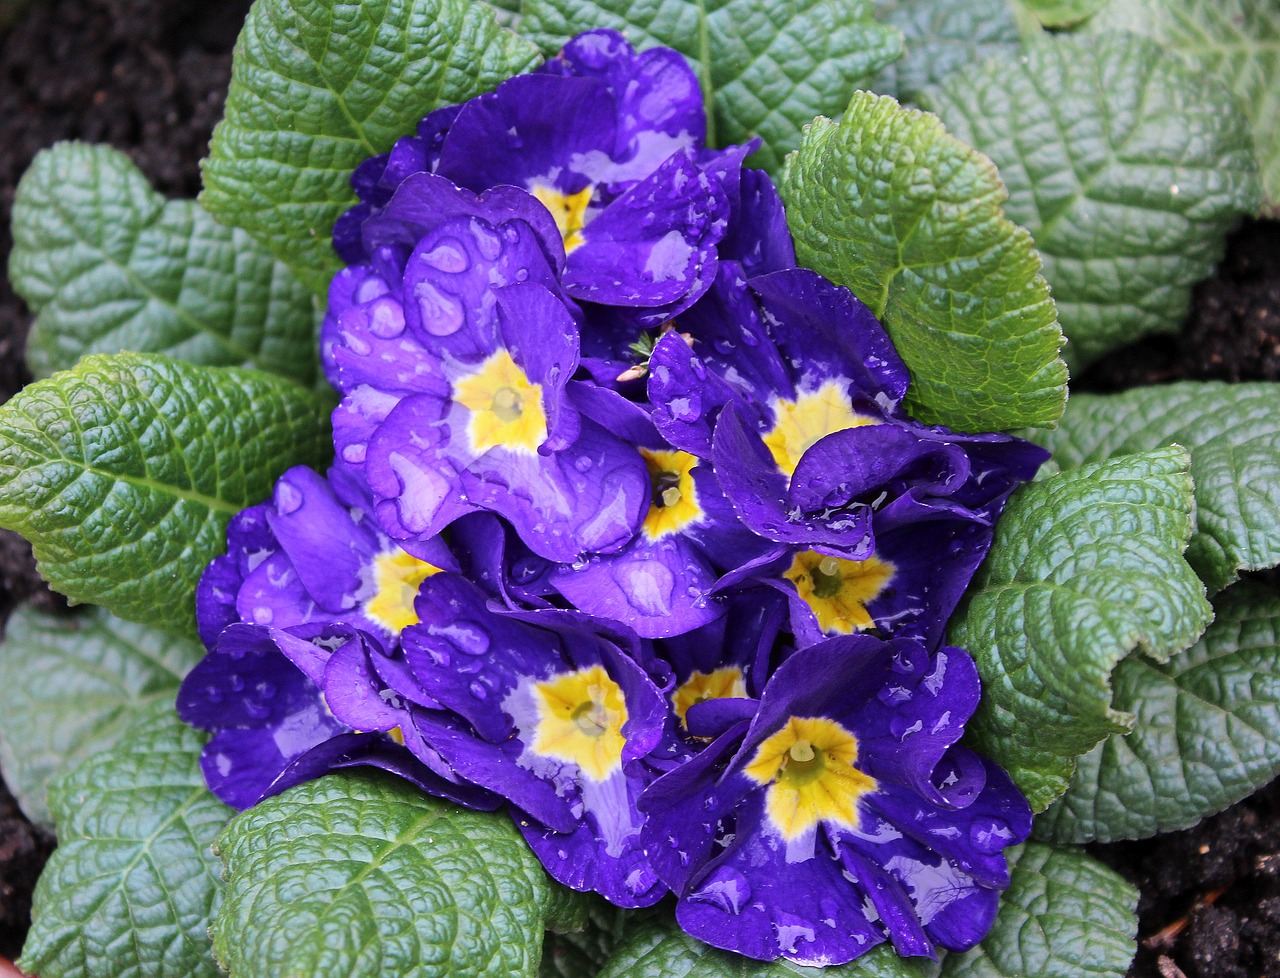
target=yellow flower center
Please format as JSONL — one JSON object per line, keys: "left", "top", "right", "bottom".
{"left": 639, "top": 448, "right": 703, "bottom": 540}
{"left": 452, "top": 349, "right": 547, "bottom": 455}
{"left": 672, "top": 667, "right": 748, "bottom": 729}
{"left": 531, "top": 184, "right": 593, "bottom": 254}
{"left": 530, "top": 665, "right": 629, "bottom": 782}
{"left": 363, "top": 549, "right": 444, "bottom": 634}
{"left": 743, "top": 716, "right": 878, "bottom": 839}
{"left": 762, "top": 379, "right": 878, "bottom": 477}
{"left": 783, "top": 551, "right": 895, "bottom": 634}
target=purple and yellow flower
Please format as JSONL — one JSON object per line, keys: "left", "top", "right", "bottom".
{"left": 640, "top": 636, "right": 1031, "bottom": 965}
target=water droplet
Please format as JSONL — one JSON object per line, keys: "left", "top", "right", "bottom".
{"left": 469, "top": 680, "right": 489, "bottom": 700}
{"left": 341, "top": 443, "right": 367, "bottom": 465}
{"left": 691, "top": 870, "right": 751, "bottom": 915}
{"left": 414, "top": 281, "right": 464, "bottom": 336}
{"left": 367, "top": 297, "right": 406, "bottom": 338}
{"left": 669, "top": 394, "right": 701, "bottom": 421}
{"left": 420, "top": 239, "right": 470, "bottom": 274}
{"left": 274, "top": 479, "right": 303, "bottom": 515}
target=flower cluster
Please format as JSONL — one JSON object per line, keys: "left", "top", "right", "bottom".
{"left": 179, "top": 30, "right": 1046, "bottom": 966}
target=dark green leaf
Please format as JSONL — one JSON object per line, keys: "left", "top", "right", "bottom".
{"left": 1033, "top": 382, "right": 1280, "bottom": 593}
{"left": 9, "top": 143, "right": 319, "bottom": 385}
{"left": 1013, "top": 0, "right": 1106, "bottom": 28}
{"left": 779, "top": 91, "right": 1066, "bottom": 431}
{"left": 19, "top": 702, "right": 232, "bottom": 978}
{"left": 0, "top": 605, "right": 202, "bottom": 827}
{"left": 918, "top": 33, "right": 1262, "bottom": 369}
{"left": 0, "top": 352, "right": 332, "bottom": 636}
{"left": 519, "top": 0, "right": 903, "bottom": 173}
{"left": 213, "top": 771, "right": 556, "bottom": 978}
{"left": 948, "top": 447, "right": 1212, "bottom": 811}
{"left": 1038, "top": 583, "right": 1280, "bottom": 842}
{"left": 201, "top": 0, "right": 542, "bottom": 293}
{"left": 940, "top": 843, "right": 1136, "bottom": 978}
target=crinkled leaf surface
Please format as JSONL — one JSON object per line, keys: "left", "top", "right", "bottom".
{"left": 939, "top": 843, "right": 1137, "bottom": 978}
{"left": 1090, "top": 0, "right": 1280, "bottom": 213}
{"left": 1033, "top": 381, "right": 1280, "bottom": 593}
{"left": 948, "top": 447, "right": 1212, "bottom": 812}
{"left": 519, "top": 0, "right": 903, "bottom": 173}
{"left": 779, "top": 91, "right": 1066, "bottom": 431}
{"left": 19, "top": 702, "right": 231, "bottom": 978}
{"left": 594, "top": 917, "right": 939, "bottom": 978}
{"left": 918, "top": 33, "right": 1262, "bottom": 370}
{"left": 1037, "top": 583, "right": 1280, "bottom": 843}
{"left": 213, "top": 771, "right": 554, "bottom": 978}
{"left": 0, "top": 605, "right": 202, "bottom": 827}
{"left": 0, "top": 352, "right": 332, "bottom": 636}
{"left": 9, "top": 143, "right": 319, "bottom": 385}
{"left": 871, "top": 0, "right": 1021, "bottom": 102}
{"left": 200, "top": 0, "right": 542, "bottom": 294}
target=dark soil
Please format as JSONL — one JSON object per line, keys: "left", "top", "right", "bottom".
{"left": 0, "top": 0, "right": 1277, "bottom": 973}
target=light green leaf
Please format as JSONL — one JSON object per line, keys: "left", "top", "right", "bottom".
{"left": 1037, "top": 583, "right": 1280, "bottom": 843}
{"left": 200, "top": 0, "right": 542, "bottom": 294}
{"left": 940, "top": 843, "right": 1136, "bottom": 978}
{"left": 918, "top": 33, "right": 1262, "bottom": 370}
{"left": 519, "top": 0, "right": 903, "bottom": 173}
{"left": 779, "top": 91, "right": 1066, "bottom": 431}
{"left": 19, "top": 702, "right": 232, "bottom": 978}
{"left": 948, "top": 447, "right": 1212, "bottom": 811}
{"left": 0, "top": 352, "right": 332, "bottom": 636}
{"left": 1013, "top": 0, "right": 1106, "bottom": 28}
{"left": 1032, "top": 381, "right": 1280, "bottom": 593}
{"left": 1090, "top": 0, "right": 1280, "bottom": 214}
{"left": 213, "top": 771, "right": 556, "bottom": 978}
{"left": 9, "top": 142, "right": 319, "bottom": 385}
{"left": 595, "top": 917, "right": 940, "bottom": 978}
{"left": 0, "top": 605, "right": 202, "bottom": 828}
{"left": 871, "top": 0, "right": 1021, "bottom": 102}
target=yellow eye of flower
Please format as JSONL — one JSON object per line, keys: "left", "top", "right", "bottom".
{"left": 672, "top": 667, "right": 748, "bottom": 729}
{"left": 452, "top": 349, "right": 547, "bottom": 455}
{"left": 783, "top": 551, "right": 896, "bottom": 634}
{"left": 639, "top": 448, "right": 702, "bottom": 540}
{"left": 530, "top": 184, "right": 593, "bottom": 254}
{"left": 529, "top": 665, "right": 629, "bottom": 782}
{"left": 762, "top": 379, "right": 878, "bottom": 477}
{"left": 743, "top": 716, "right": 878, "bottom": 839}
{"left": 363, "top": 549, "right": 444, "bottom": 634}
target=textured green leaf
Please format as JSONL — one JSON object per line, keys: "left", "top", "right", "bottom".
{"left": 201, "top": 0, "right": 542, "bottom": 294}
{"left": 1032, "top": 381, "right": 1280, "bottom": 593}
{"left": 9, "top": 143, "right": 319, "bottom": 385}
{"left": 596, "top": 916, "right": 940, "bottom": 978}
{"left": 0, "top": 605, "right": 202, "bottom": 827}
{"left": 0, "top": 352, "right": 332, "bottom": 636}
{"left": 918, "top": 33, "right": 1262, "bottom": 370}
{"left": 871, "top": 0, "right": 1021, "bottom": 102}
{"left": 213, "top": 771, "right": 556, "bottom": 978}
{"left": 948, "top": 447, "right": 1212, "bottom": 811}
{"left": 19, "top": 702, "right": 232, "bottom": 978}
{"left": 940, "top": 843, "right": 1136, "bottom": 978}
{"left": 1037, "top": 583, "right": 1280, "bottom": 843}
{"left": 779, "top": 91, "right": 1066, "bottom": 431}
{"left": 1090, "top": 0, "right": 1280, "bottom": 213}
{"left": 1013, "top": 0, "right": 1105, "bottom": 28}
{"left": 519, "top": 0, "right": 903, "bottom": 173}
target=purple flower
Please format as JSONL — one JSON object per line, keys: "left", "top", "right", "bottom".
{"left": 333, "top": 30, "right": 730, "bottom": 320}
{"left": 176, "top": 621, "right": 494, "bottom": 811}
{"left": 382, "top": 573, "right": 674, "bottom": 906}
{"left": 322, "top": 174, "right": 651, "bottom": 562}
{"left": 196, "top": 463, "right": 457, "bottom": 650}
{"left": 640, "top": 637, "right": 1031, "bottom": 965}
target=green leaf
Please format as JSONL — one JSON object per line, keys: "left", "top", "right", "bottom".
{"left": 1089, "top": 0, "right": 1280, "bottom": 214}
{"left": 917, "top": 33, "right": 1262, "bottom": 370}
{"left": 778, "top": 91, "right": 1066, "bottom": 431}
{"left": 871, "top": 0, "right": 1021, "bottom": 102}
{"left": 9, "top": 143, "right": 320, "bottom": 386}
{"left": 947, "top": 447, "right": 1212, "bottom": 811}
{"left": 0, "top": 605, "right": 202, "bottom": 827}
{"left": 1032, "top": 381, "right": 1280, "bottom": 593}
{"left": 213, "top": 771, "right": 556, "bottom": 978}
{"left": 519, "top": 0, "right": 903, "bottom": 173}
{"left": 939, "top": 843, "right": 1136, "bottom": 978}
{"left": 200, "top": 0, "right": 542, "bottom": 294}
{"left": 1013, "top": 0, "right": 1106, "bottom": 28}
{"left": 19, "top": 702, "right": 232, "bottom": 978}
{"left": 0, "top": 352, "right": 332, "bottom": 636}
{"left": 595, "top": 917, "right": 939, "bottom": 978}
{"left": 1037, "top": 582, "right": 1280, "bottom": 843}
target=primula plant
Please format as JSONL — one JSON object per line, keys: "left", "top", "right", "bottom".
{"left": 0, "top": 0, "right": 1276, "bottom": 976}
